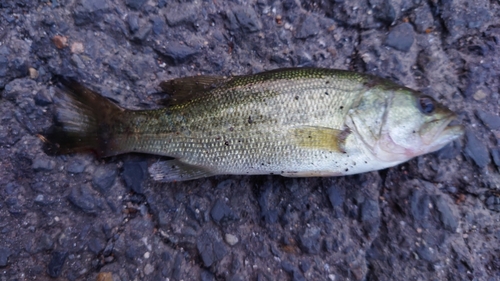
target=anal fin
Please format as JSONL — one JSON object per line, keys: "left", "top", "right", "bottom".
{"left": 149, "top": 159, "right": 216, "bottom": 182}
{"left": 290, "top": 126, "right": 351, "bottom": 153}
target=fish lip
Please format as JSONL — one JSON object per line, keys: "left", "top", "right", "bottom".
{"left": 422, "top": 113, "right": 464, "bottom": 149}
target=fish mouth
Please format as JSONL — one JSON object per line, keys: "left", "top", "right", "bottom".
{"left": 421, "top": 113, "right": 464, "bottom": 152}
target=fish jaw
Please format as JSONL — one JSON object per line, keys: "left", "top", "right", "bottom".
{"left": 371, "top": 117, "right": 464, "bottom": 162}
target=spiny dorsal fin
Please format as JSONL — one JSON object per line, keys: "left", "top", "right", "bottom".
{"left": 290, "top": 126, "right": 351, "bottom": 153}
{"left": 159, "top": 75, "right": 228, "bottom": 106}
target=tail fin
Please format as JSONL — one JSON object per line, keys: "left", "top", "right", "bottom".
{"left": 42, "top": 77, "right": 126, "bottom": 157}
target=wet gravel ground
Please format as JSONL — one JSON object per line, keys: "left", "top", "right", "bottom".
{"left": 1, "top": 0, "right": 500, "bottom": 280}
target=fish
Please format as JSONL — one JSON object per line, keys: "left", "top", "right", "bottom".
{"left": 42, "top": 68, "right": 464, "bottom": 182}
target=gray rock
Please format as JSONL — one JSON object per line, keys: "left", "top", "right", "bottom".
{"left": 433, "top": 195, "right": 458, "bottom": 232}
{"left": 32, "top": 155, "right": 56, "bottom": 171}
{"left": 87, "top": 237, "right": 105, "bottom": 254}
{"left": 476, "top": 110, "right": 500, "bottom": 130}
{"left": 491, "top": 148, "right": 500, "bottom": 169}
{"left": 165, "top": 2, "right": 199, "bottom": 27}
{"left": 371, "top": 0, "right": 396, "bottom": 25}
{"left": 156, "top": 43, "right": 198, "bottom": 65}
{"left": 410, "top": 190, "right": 430, "bottom": 222}
{"left": 0, "top": 55, "right": 8, "bottom": 78}
{"left": 67, "top": 185, "right": 97, "bottom": 214}
{"left": 125, "top": 0, "right": 147, "bottom": 10}
{"left": 226, "top": 6, "right": 262, "bottom": 33}
{"left": 151, "top": 16, "right": 165, "bottom": 35}
{"left": 385, "top": 23, "right": 414, "bottom": 52}
{"left": 66, "top": 158, "right": 86, "bottom": 174}
{"left": 34, "top": 90, "right": 52, "bottom": 106}
{"left": 464, "top": 130, "right": 490, "bottom": 168}
{"left": 0, "top": 247, "right": 10, "bottom": 267}
{"left": 122, "top": 161, "right": 147, "bottom": 194}
{"left": 327, "top": 185, "right": 345, "bottom": 208}
{"left": 127, "top": 14, "right": 139, "bottom": 33}
{"left": 281, "top": 260, "right": 295, "bottom": 273}
{"left": 416, "top": 245, "right": 436, "bottom": 262}
{"left": 47, "top": 251, "right": 67, "bottom": 278}
{"left": 295, "top": 15, "right": 319, "bottom": 39}
{"left": 196, "top": 232, "right": 228, "bottom": 267}
{"left": 132, "top": 23, "right": 152, "bottom": 43}
{"left": 360, "top": 199, "right": 379, "bottom": 222}
{"left": 71, "top": 54, "right": 85, "bottom": 69}
{"left": 441, "top": 0, "right": 492, "bottom": 43}
{"left": 299, "top": 226, "right": 321, "bottom": 254}
{"left": 92, "top": 164, "right": 117, "bottom": 193}
{"left": 37, "top": 234, "right": 54, "bottom": 252}
{"left": 413, "top": 4, "right": 434, "bottom": 33}
{"left": 210, "top": 199, "right": 238, "bottom": 224}
{"left": 73, "top": 0, "right": 108, "bottom": 26}
{"left": 201, "top": 270, "right": 215, "bottom": 281}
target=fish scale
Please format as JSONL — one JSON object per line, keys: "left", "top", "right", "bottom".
{"left": 124, "top": 71, "right": 365, "bottom": 173}
{"left": 45, "top": 68, "right": 463, "bottom": 181}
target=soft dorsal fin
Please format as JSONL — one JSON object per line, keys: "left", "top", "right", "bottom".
{"left": 158, "top": 75, "right": 228, "bottom": 106}
{"left": 290, "top": 126, "right": 351, "bottom": 153}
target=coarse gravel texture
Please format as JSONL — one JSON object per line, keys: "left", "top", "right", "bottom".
{"left": 0, "top": 0, "right": 499, "bottom": 280}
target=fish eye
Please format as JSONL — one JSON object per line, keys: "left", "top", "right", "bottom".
{"left": 417, "top": 96, "right": 435, "bottom": 114}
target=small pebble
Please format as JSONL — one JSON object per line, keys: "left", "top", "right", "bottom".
{"left": 71, "top": 42, "right": 84, "bottom": 54}
{"left": 473, "top": 89, "right": 487, "bottom": 101}
{"left": 52, "top": 35, "right": 67, "bottom": 49}
{"left": 29, "top": 67, "right": 39, "bottom": 79}
{"left": 224, "top": 233, "right": 239, "bottom": 246}
{"left": 96, "top": 272, "right": 113, "bottom": 281}
{"left": 144, "top": 263, "right": 154, "bottom": 275}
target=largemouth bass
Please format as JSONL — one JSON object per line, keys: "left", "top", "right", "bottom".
{"left": 44, "top": 68, "right": 463, "bottom": 182}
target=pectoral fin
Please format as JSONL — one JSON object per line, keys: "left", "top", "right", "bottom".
{"left": 149, "top": 159, "right": 216, "bottom": 182}
{"left": 290, "top": 126, "right": 351, "bottom": 153}
{"left": 159, "top": 75, "right": 228, "bottom": 106}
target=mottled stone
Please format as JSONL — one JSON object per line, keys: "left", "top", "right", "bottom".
{"left": 122, "top": 161, "right": 147, "bottom": 194}
{"left": 197, "top": 232, "right": 227, "bottom": 267}
{"left": 157, "top": 43, "right": 198, "bottom": 65}
{"left": 0, "top": 247, "right": 10, "bottom": 267}
{"left": 47, "top": 251, "right": 67, "bottom": 278}
{"left": 295, "top": 15, "right": 319, "bottom": 39}
{"left": 464, "top": 130, "right": 490, "bottom": 168}
{"left": 226, "top": 5, "right": 262, "bottom": 33}
{"left": 210, "top": 199, "right": 238, "bottom": 224}
{"left": 385, "top": 23, "right": 415, "bottom": 52}
{"left": 32, "top": 155, "right": 56, "bottom": 171}
{"left": 92, "top": 164, "right": 117, "bottom": 193}
{"left": 67, "top": 185, "right": 97, "bottom": 214}
{"left": 299, "top": 226, "right": 321, "bottom": 254}
{"left": 476, "top": 110, "right": 500, "bottom": 130}
{"left": 433, "top": 195, "right": 458, "bottom": 232}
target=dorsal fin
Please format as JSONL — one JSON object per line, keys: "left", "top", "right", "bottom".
{"left": 158, "top": 75, "right": 228, "bottom": 106}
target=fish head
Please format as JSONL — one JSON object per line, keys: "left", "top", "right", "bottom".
{"left": 349, "top": 86, "right": 464, "bottom": 163}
